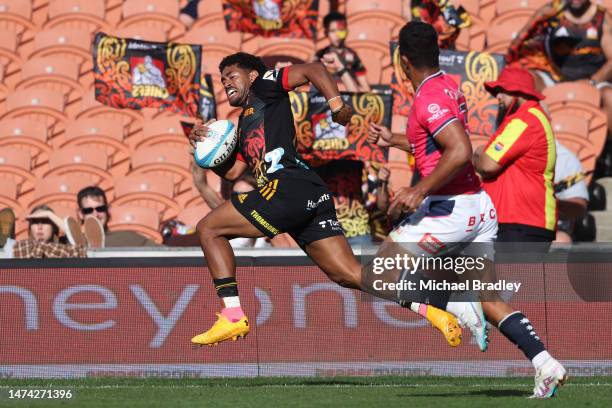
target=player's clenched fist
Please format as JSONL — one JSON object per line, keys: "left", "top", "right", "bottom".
{"left": 368, "top": 123, "right": 393, "bottom": 147}
{"left": 388, "top": 185, "right": 426, "bottom": 216}
{"left": 188, "top": 118, "right": 216, "bottom": 148}
{"left": 332, "top": 104, "right": 353, "bottom": 126}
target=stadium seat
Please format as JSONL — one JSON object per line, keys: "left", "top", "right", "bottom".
{"left": 346, "top": 18, "right": 392, "bottom": 46}
{"left": 455, "top": 16, "right": 487, "bottom": 52}
{"left": 0, "top": 177, "right": 22, "bottom": 215}
{"left": 182, "top": 24, "right": 241, "bottom": 53}
{"left": 108, "top": 204, "right": 162, "bottom": 243}
{"left": 60, "top": 118, "right": 130, "bottom": 175}
{"left": 77, "top": 93, "right": 144, "bottom": 139}
{"left": 114, "top": 26, "right": 168, "bottom": 42}
{"left": 31, "top": 28, "right": 93, "bottom": 74}
{"left": 344, "top": 40, "right": 389, "bottom": 85}
{"left": 391, "top": 114, "right": 408, "bottom": 135}
{"left": 135, "top": 117, "right": 188, "bottom": 150}
{"left": 0, "top": 29, "right": 22, "bottom": 78}
{"left": 543, "top": 82, "right": 601, "bottom": 108}
{"left": 0, "top": 0, "right": 36, "bottom": 44}
{"left": 346, "top": 0, "right": 403, "bottom": 16}
{"left": 495, "top": 0, "right": 550, "bottom": 15}
{"left": 112, "top": 173, "right": 180, "bottom": 222}
{"left": 485, "top": 14, "right": 530, "bottom": 54}
{"left": 388, "top": 147, "right": 409, "bottom": 164}
{"left": 244, "top": 37, "right": 316, "bottom": 63}
{"left": 387, "top": 161, "right": 413, "bottom": 192}
{"left": 551, "top": 113, "right": 590, "bottom": 139}
{"left": 130, "top": 145, "right": 193, "bottom": 196}
{"left": 0, "top": 146, "right": 36, "bottom": 196}
{"left": 176, "top": 203, "right": 211, "bottom": 228}
{"left": 44, "top": 0, "right": 110, "bottom": 34}
{"left": 119, "top": 0, "right": 185, "bottom": 41}
{"left": 0, "top": 63, "right": 7, "bottom": 102}
{"left": 28, "top": 174, "right": 91, "bottom": 218}
{"left": 44, "top": 146, "right": 113, "bottom": 192}
{"left": 15, "top": 56, "right": 83, "bottom": 105}
{"left": 0, "top": 118, "right": 52, "bottom": 169}
{"left": 2, "top": 88, "right": 68, "bottom": 139}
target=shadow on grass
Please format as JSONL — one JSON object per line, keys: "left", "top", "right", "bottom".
{"left": 397, "top": 389, "right": 526, "bottom": 398}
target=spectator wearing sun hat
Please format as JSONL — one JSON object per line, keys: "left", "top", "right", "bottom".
{"left": 473, "top": 67, "right": 557, "bottom": 244}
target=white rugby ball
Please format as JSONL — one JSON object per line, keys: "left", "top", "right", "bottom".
{"left": 193, "top": 120, "right": 238, "bottom": 168}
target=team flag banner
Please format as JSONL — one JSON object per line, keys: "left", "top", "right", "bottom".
{"left": 390, "top": 44, "right": 505, "bottom": 137}
{"left": 223, "top": 0, "right": 319, "bottom": 39}
{"left": 93, "top": 33, "right": 202, "bottom": 117}
{"left": 291, "top": 89, "right": 393, "bottom": 164}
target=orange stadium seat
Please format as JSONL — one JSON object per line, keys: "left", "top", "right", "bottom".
{"left": 244, "top": 37, "right": 316, "bottom": 62}
{"left": 555, "top": 133, "right": 597, "bottom": 184}
{"left": 0, "top": 146, "right": 36, "bottom": 196}
{"left": 551, "top": 113, "right": 590, "bottom": 139}
{"left": 119, "top": 0, "right": 185, "bottom": 41}
{"left": 0, "top": 118, "right": 52, "bottom": 169}
{"left": 0, "top": 29, "right": 22, "bottom": 78}
{"left": 31, "top": 28, "right": 93, "bottom": 74}
{"left": 130, "top": 145, "right": 193, "bottom": 195}
{"left": 177, "top": 203, "right": 211, "bottom": 228}
{"left": 0, "top": 178, "right": 22, "bottom": 214}
{"left": 346, "top": 0, "right": 406, "bottom": 40}
{"left": 113, "top": 173, "right": 180, "bottom": 222}
{"left": 388, "top": 147, "right": 409, "bottom": 164}
{"left": 44, "top": 146, "right": 113, "bottom": 192}
{"left": 496, "top": 0, "right": 549, "bottom": 15}
{"left": 77, "top": 93, "right": 144, "bottom": 139}
{"left": 108, "top": 204, "right": 162, "bottom": 243}
{"left": 135, "top": 117, "right": 189, "bottom": 150}
{"left": 543, "top": 82, "right": 601, "bottom": 108}
{"left": 115, "top": 26, "right": 168, "bottom": 42}
{"left": 191, "top": 0, "right": 226, "bottom": 29}
{"left": 2, "top": 88, "right": 68, "bottom": 139}
{"left": 391, "top": 114, "right": 408, "bottom": 135}
{"left": 28, "top": 174, "right": 91, "bottom": 218}
{"left": 388, "top": 161, "right": 413, "bottom": 192}
{"left": 346, "top": 0, "right": 404, "bottom": 16}
{"left": 485, "top": 14, "right": 530, "bottom": 54}
{"left": 344, "top": 40, "right": 388, "bottom": 85}
{"left": 60, "top": 118, "right": 130, "bottom": 174}
{"left": 455, "top": 15, "right": 487, "bottom": 52}
{"left": 182, "top": 24, "right": 241, "bottom": 53}
{"left": 44, "top": 0, "right": 110, "bottom": 34}
{"left": 347, "top": 18, "right": 391, "bottom": 47}
{"left": 15, "top": 56, "right": 83, "bottom": 105}
{"left": 0, "top": 63, "right": 7, "bottom": 102}
{"left": 0, "top": 0, "right": 36, "bottom": 44}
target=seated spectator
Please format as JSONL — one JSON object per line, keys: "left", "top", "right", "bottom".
{"left": 410, "top": 0, "right": 471, "bottom": 50}
{"left": 554, "top": 141, "right": 590, "bottom": 243}
{"left": 314, "top": 12, "right": 370, "bottom": 92}
{"left": 0, "top": 207, "right": 16, "bottom": 259}
{"left": 77, "top": 186, "right": 160, "bottom": 247}
{"left": 13, "top": 205, "right": 87, "bottom": 259}
{"left": 507, "top": 0, "right": 612, "bottom": 134}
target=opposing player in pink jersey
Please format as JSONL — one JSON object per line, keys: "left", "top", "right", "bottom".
{"left": 368, "top": 21, "right": 566, "bottom": 398}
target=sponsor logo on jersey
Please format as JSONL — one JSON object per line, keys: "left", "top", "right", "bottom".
{"left": 318, "top": 218, "right": 342, "bottom": 230}
{"left": 237, "top": 193, "right": 248, "bottom": 203}
{"left": 306, "top": 193, "right": 331, "bottom": 210}
{"left": 426, "top": 104, "right": 451, "bottom": 123}
{"left": 417, "top": 233, "right": 446, "bottom": 255}
{"left": 494, "top": 142, "right": 504, "bottom": 151}
{"left": 250, "top": 209, "right": 279, "bottom": 235}
{"left": 259, "top": 179, "right": 279, "bottom": 200}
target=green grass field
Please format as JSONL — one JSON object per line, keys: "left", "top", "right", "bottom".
{"left": 1, "top": 376, "right": 611, "bottom": 407}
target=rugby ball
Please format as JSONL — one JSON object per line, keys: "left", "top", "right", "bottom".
{"left": 193, "top": 120, "right": 238, "bottom": 168}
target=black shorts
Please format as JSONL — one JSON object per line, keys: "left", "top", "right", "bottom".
{"left": 230, "top": 170, "right": 344, "bottom": 247}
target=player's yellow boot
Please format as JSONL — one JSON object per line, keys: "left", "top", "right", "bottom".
{"left": 191, "top": 313, "right": 249, "bottom": 346}
{"left": 425, "top": 305, "right": 462, "bottom": 347}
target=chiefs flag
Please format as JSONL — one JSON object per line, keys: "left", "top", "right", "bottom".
{"left": 291, "top": 88, "right": 392, "bottom": 164}
{"left": 93, "top": 33, "right": 202, "bottom": 117}
{"left": 223, "top": 0, "right": 319, "bottom": 39}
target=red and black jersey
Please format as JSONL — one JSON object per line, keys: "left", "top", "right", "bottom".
{"left": 235, "top": 66, "right": 315, "bottom": 187}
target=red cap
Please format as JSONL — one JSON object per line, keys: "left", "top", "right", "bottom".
{"left": 485, "top": 67, "right": 545, "bottom": 101}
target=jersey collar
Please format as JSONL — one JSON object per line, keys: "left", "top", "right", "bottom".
{"left": 415, "top": 70, "right": 444, "bottom": 94}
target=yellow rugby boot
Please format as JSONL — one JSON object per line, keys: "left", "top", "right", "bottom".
{"left": 425, "top": 305, "right": 462, "bottom": 347}
{"left": 191, "top": 313, "right": 249, "bottom": 346}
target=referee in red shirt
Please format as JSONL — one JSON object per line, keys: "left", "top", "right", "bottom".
{"left": 474, "top": 67, "right": 557, "bottom": 243}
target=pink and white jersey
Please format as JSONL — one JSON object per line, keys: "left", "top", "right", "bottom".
{"left": 407, "top": 71, "right": 481, "bottom": 195}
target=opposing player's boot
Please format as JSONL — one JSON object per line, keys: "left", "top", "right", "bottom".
{"left": 425, "top": 305, "right": 462, "bottom": 347}
{"left": 191, "top": 313, "right": 249, "bottom": 346}
{"left": 530, "top": 357, "right": 567, "bottom": 398}
{"left": 446, "top": 301, "right": 488, "bottom": 351}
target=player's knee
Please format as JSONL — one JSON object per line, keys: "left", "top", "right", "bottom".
{"left": 196, "top": 215, "right": 219, "bottom": 242}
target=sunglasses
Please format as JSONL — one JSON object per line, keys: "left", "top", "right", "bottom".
{"left": 80, "top": 205, "right": 108, "bottom": 215}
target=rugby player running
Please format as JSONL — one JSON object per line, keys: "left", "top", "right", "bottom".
{"left": 367, "top": 21, "right": 566, "bottom": 398}
{"left": 187, "top": 52, "right": 474, "bottom": 351}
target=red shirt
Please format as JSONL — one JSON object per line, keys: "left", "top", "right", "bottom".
{"left": 482, "top": 101, "right": 557, "bottom": 231}
{"left": 407, "top": 71, "right": 481, "bottom": 195}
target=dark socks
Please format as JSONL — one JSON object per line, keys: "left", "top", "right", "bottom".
{"left": 498, "top": 311, "right": 546, "bottom": 360}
